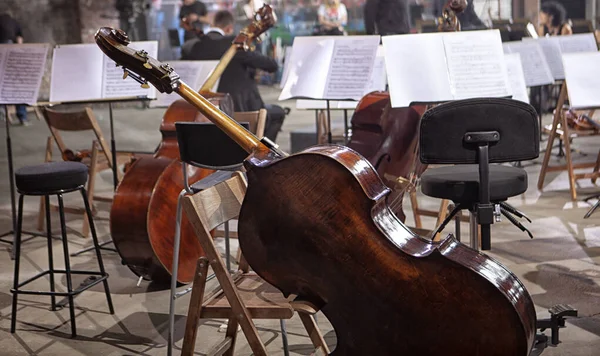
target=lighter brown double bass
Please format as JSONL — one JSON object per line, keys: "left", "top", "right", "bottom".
{"left": 109, "top": 7, "right": 275, "bottom": 284}
{"left": 97, "top": 27, "right": 536, "bottom": 355}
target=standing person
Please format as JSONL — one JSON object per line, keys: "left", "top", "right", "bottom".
{"left": 0, "top": 12, "right": 29, "bottom": 125}
{"left": 538, "top": 1, "right": 572, "bottom": 36}
{"left": 433, "top": 0, "right": 486, "bottom": 31}
{"left": 364, "top": 0, "right": 409, "bottom": 35}
{"left": 182, "top": 10, "right": 286, "bottom": 141}
{"left": 317, "top": 0, "right": 348, "bottom": 36}
{"left": 179, "top": 0, "right": 209, "bottom": 41}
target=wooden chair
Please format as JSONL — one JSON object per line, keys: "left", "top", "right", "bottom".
{"left": 538, "top": 84, "right": 600, "bottom": 200}
{"left": 234, "top": 109, "right": 267, "bottom": 139}
{"left": 180, "top": 173, "right": 330, "bottom": 356}
{"left": 316, "top": 110, "right": 345, "bottom": 145}
{"left": 36, "top": 106, "right": 132, "bottom": 237}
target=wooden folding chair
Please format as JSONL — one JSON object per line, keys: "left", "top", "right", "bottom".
{"left": 180, "top": 173, "right": 329, "bottom": 356}
{"left": 538, "top": 84, "right": 600, "bottom": 200}
{"left": 36, "top": 106, "right": 132, "bottom": 237}
{"left": 234, "top": 109, "right": 267, "bottom": 139}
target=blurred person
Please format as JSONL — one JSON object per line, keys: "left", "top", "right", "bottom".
{"left": 182, "top": 10, "right": 287, "bottom": 141}
{"left": 433, "top": 0, "right": 486, "bottom": 31}
{"left": 180, "top": 0, "right": 209, "bottom": 41}
{"left": 538, "top": 1, "right": 572, "bottom": 36}
{"left": 364, "top": 0, "right": 409, "bottom": 35}
{"left": 0, "top": 12, "right": 28, "bottom": 126}
{"left": 317, "top": 0, "right": 347, "bottom": 36}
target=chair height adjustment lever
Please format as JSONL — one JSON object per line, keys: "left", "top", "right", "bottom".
{"left": 500, "top": 206, "right": 534, "bottom": 239}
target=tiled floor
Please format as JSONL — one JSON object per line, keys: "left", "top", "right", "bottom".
{"left": 0, "top": 87, "right": 599, "bottom": 355}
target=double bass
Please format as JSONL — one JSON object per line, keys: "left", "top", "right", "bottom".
{"left": 347, "top": 0, "right": 467, "bottom": 221}
{"left": 109, "top": 7, "right": 275, "bottom": 284}
{"left": 97, "top": 27, "right": 536, "bottom": 355}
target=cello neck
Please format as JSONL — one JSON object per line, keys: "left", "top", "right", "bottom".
{"left": 199, "top": 45, "right": 238, "bottom": 92}
{"left": 176, "top": 81, "right": 269, "bottom": 154}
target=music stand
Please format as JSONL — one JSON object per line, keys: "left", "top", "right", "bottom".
{"left": 1, "top": 105, "right": 47, "bottom": 258}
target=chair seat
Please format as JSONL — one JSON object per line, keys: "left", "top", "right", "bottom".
{"left": 202, "top": 274, "right": 294, "bottom": 319}
{"left": 420, "top": 164, "right": 527, "bottom": 204}
{"left": 16, "top": 162, "right": 88, "bottom": 194}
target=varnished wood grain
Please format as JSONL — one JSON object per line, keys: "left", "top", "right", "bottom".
{"left": 238, "top": 145, "right": 537, "bottom": 355}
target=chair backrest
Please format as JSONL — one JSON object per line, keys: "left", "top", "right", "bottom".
{"left": 39, "top": 106, "right": 112, "bottom": 165}
{"left": 233, "top": 109, "right": 267, "bottom": 138}
{"left": 176, "top": 122, "right": 250, "bottom": 170}
{"left": 419, "top": 98, "right": 539, "bottom": 165}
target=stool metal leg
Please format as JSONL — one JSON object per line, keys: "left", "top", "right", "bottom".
{"left": 280, "top": 319, "right": 290, "bottom": 356}
{"left": 470, "top": 212, "right": 479, "bottom": 250}
{"left": 80, "top": 188, "right": 114, "bottom": 315}
{"left": 168, "top": 189, "right": 186, "bottom": 356}
{"left": 10, "top": 194, "right": 25, "bottom": 333}
{"left": 57, "top": 194, "right": 77, "bottom": 337}
{"left": 45, "top": 195, "right": 56, "bottom": 311}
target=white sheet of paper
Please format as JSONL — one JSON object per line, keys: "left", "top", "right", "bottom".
{"left": 443, "top": 30, "right": 511, "bottom": 100}
{"left": 151, "top": 60, "right": 218, "bottom": 107}
{"left": 503, "top": 41, "right": 553, "bottom": 86}
{"left": 0, "top": 44, "right": 49, "bottom": 105}
{"left": 101, "top": 41, "right": 158, "bottom": 99}
{"left": 366, "top": 45, "right": 387, "bottom": 93}
{"left": 532, "top": 38, "right": 565, "bottom": 80}
{"left": 322, "top": 36, "right": 380, "bottom": 100}
{"left": 558, "top": 33, "right": 598, "bottom": 54}
{"left": 504, "top": 53, "right": 529, "bottom": 103}
{"left": 279, "top": 36, "right": 380, "bottom": 101}
{"left": 50, "top": 44, "right": 103, "bottom": 102}
{"left": 383, "top": 33, "right": 451, "bottom": 107}
{"left": 295, "top": 99, "right": 358, "bottom": 110}
{"left": 562, "top": 52, "right": 600, "bottom": 109}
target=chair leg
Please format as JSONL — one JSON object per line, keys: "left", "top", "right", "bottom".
{"left": 560, "top": 114, "right": 577, "bottom": 201}
{"left": 538, "top": 84, "right": 567, "bottom": 191}
{"left": 181, "top": 257, "right": 210, "bottom": 356}
{"left": 37, "top": 196, "right": 46, "bottom": 232}
{"left": 409, "top": 189, "right": 422, "bottom": 229}
{"left": 57, "top": 194, "right": 77, "bottom": 338}
{"left": 80, "top": 188, "right": 114, "bottom": 315}
{"left": 223, "top": 318, "right": 240, "bottom": 356}
{"left": 45, "top": 196, "right": 56, "bottom": 310}
{"left": 10, "top": 195, "right": 25, "bottom": 333}
{"left": 280, "top": 319, "right": 290, "bottom": 356}
{"left": 298, "top": 312, "right": 330, "bottom": 354}
{"left": 82, "top": 144, "right": 99, "bottom": 238}
{"left": 169, "top": 190, "right": 186, "bottom": 356}
{"left": 469, "top": 211, "right": 479, "bottom": 251}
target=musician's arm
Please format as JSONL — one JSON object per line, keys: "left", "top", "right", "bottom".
{"left": 561, "top": 23, "right": 573, "bottom": 35}
{"left": 239, "top": 51, "right": 278, "bottom": 73}
{"left": 364, "top": 0, "right": 379, "bottom": 35}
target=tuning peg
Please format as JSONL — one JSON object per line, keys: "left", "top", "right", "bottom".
{"left": 122, "top": 70, "right": 129, "bottom": 80}
{"left": 143, "top": 61, "right": 152, "bottom": 69}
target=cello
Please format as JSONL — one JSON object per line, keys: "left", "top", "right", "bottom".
{"left": 347, "top": 0, "right": 467, "bottom": 222}
{"left": 109, "top": 7, "right": 275, "bottom": 284}
{"left": 97, "top": 27, "right": 537, "bottom": 355}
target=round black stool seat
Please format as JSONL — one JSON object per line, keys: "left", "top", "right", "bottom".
{"left": 15, "top": 162, "right": 88, "bottom": 194}
{"left": 420, "top": 164, "right": 527, "bottom": 203}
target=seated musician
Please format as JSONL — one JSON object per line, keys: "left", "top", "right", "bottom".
{"left": 182, "top": 10, "right": 285, "bottom": 142}
{"left": 180, "top": 0, "right": 210, "bottom": 41}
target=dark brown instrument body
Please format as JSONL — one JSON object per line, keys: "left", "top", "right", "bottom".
{"left": 238, "top": 145, "right": 536, "bottom": 355}
{"left": 110, "top": 96, "right": 232, "bottom": 284}
{"left": 347, "top": 92, "right": 427, "bottom": 221}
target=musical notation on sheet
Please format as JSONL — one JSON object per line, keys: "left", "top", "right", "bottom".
{"left": 0, "top": 44, "right": 48, "bottom": 105}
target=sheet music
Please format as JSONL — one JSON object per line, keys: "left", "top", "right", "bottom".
{"left": 383, "top": 33, "right": 452, "bottom": 107}
{"left": 50, "top": 44, "right": 103, "bottom": 102}
{"left": 279, "top": 36, "right": 379, "bottom": 101}
{"left": 151, "top": 60, "right": 218, "bottom": 107}
{"left": 504, "top": 54, "right": 529, "bottom": 103}
{"left": 101, "top": 41, "right": 158, "bottom": 99}
{"left": 562, "top": 52, "right": 600, "bottom": 109}
{"left": 323, "top": 36, "right": 380, "bottom": 100}
{"left": 558, "top": 33, "right": 598, "bottom": 54}
{"left": 366, "top": 45, "right": 387, "bottom": 93}
{"left": 503, "top": 41, "right": 553, "bottom": 87}
{"left": 0, "top": 44, "right": 48, "bottom": 105}
{"left": 443, "top": 30, "right": 511, "bottom": 100}
{"left": 533, "top": 38, "right": 565, "bottom": 80}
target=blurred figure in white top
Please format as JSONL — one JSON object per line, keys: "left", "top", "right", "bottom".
{"left": 317, "top": 0, "right": 347, "bottom": 35}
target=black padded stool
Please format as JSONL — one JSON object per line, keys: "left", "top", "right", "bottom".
{"left": 419, "top": 98, "right": 539, "bottom": 251}
{"left": 11, "top": 161, "right": 114, "bottom": 337}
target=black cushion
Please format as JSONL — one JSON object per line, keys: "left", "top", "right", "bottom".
{"left": 16, "top": 162, "right": 88, "bottom": 194}
{"left": 420, "top": 165, "right": 527, "bottom": 203}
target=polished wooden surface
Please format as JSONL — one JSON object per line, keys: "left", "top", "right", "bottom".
{"left": 238, "top": 145, "right": 536, "bottom": 355}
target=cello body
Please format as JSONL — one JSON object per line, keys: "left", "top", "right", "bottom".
{"left": 110, "top": 95, "right": 233, "bottom": 284}
{"left": 347, "top": 92, "right": 427, "bottom": 221}
{"left": 238, "top": 145, "right": 536, "bottom": 355}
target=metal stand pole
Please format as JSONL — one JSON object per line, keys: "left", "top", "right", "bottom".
{"left": 343, "top": 109, "right": 349, "bottom": 144}
{"left": 1, "top": 105, "right": 45, "bottom": 254}
{"left": 326, "top": 100, "right": 332, "bottom": 144}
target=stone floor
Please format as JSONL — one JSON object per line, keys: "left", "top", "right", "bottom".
{"left": 0, "top": 86, "right": 599, "bottom": 355}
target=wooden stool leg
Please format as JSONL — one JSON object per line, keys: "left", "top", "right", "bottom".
{"left": 298, "top": 312, "right": 331, "bottom": 354}
{"left": 181, "top": 258, "right": 210, "bottom": 356}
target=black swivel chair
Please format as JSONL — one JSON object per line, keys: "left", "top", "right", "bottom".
{"left": 419, "top": 98, "right": 540, "bottom": 251}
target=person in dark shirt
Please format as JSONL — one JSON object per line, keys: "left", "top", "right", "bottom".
{"left": 0, "top": 12, "right": 28, "bottom": 125}
{"left": 433, "top": 0, "right": 487, "bottom": 31}
{"left": 183, "top": 11, "right": 285, "bottom": 141}
{"left": 179, "top": 0, "right": 209, "bottom": 41}
{"left": 364, "top": 0, "right": 410, "bottom": 36}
